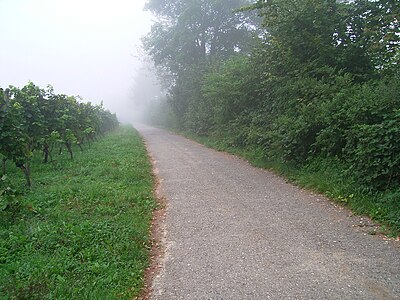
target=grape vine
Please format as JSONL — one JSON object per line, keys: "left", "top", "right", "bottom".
{"left": 0, "top": 82, "right": 119, "bottom": 187}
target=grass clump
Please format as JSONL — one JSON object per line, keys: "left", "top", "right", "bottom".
{"left": 0, "top": 126, "right": 156, "bottom": 299}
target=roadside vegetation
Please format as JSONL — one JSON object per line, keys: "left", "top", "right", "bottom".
{"left": 0, "top": 82, "right": 119, "bottom": 187}
{"left": 143, "top": 0, "right": 399, "bottom": 235}
{"left": 0, "top": 126, "right": 155, "bottom": 299}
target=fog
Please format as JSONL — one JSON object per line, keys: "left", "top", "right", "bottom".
{"left": 0, "top": 0, "right": 160, "bottom": 123}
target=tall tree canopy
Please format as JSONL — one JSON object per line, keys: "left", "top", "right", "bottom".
{"left": 143, "top": 0, "right": 257, "bottom": 80}
{"left": 143, "top": 0, "right": 259, "bottom": 128}
{"left": 249, "top": 0, "right": 399, "bottom": 78}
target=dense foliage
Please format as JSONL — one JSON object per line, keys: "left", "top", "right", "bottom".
{"left": 0, "top": 82, "right": 118, "bottom": 187}
{"left": 144, "top": 0, "right": 400, "bottom": 230}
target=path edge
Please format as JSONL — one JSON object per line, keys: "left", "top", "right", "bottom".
{"left": 135, "top": 135, "right": 167, "bottom": 300}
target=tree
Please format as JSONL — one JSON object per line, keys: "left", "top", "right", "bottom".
{"left": 341, "top": 0, "right": 400, "bottom": 74}
{"left": 248, "top": 0, "right": 399, "bottom": 79}
{"left": 144, "top": 0, "right": 256, "bottom": 76}
{"left": 143, "top": 0, "right": 258, "bottom": 128}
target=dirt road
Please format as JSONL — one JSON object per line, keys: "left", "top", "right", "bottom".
{"left": 137, "top": 124, "right": 400, "bottom": 300}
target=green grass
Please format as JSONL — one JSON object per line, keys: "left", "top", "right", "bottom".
{"left": 0, "top": 126, "right": 156, "bottom": 299}
{"left": 181, "top": 131, "right": 400, "bottom": 237}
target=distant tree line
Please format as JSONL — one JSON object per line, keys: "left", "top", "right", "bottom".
{"left": 144, "top": 0, "right": 400, "bottom": 192}
{"left": 0, "top": 82, "right": 119, "bottom": 187}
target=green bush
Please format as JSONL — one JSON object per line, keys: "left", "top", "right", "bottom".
{"left": 346, "top": 110, "right": 400, "bottom": 189}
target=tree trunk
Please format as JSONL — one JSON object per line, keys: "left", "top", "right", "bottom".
{"left": 200, "top": 33, "right": 206, "bottom": 59}
{"left": 49, "top": 144, "right": 54, "bottom": 162}
{"left": 21, "top": 163, "right": 31, "bottom": 188}
{"left": 43, "top": 145, "right": 49, "bottom": 163}
{"left": 66, "top": 142, "right": 74, "bottom": 160}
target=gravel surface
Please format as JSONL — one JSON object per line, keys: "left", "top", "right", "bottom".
{"left": 137, "top": 124, "right": 400, "bottom": 300}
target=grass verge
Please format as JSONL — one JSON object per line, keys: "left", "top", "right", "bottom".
{"left": 181, "top": 131, "right": 400, "bottom": 237}
{"left": 0, "top": 126, "right": 156, "bottom": 299}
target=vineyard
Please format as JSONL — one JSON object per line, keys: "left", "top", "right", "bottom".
{"left": 0, "top": 127, "right": 155, "bottom": 299}
{"left": 0, "top": 82, "right": 118, "bottom": 187}
{"left": 0, "top": 83, "right": 157, "bottom": 299}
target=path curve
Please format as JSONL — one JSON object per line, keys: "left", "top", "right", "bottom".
{"left": 137, "top": 124, "right": 400, "bottom": 300}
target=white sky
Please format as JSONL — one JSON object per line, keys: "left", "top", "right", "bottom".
{"left": 0, "top": 0, "right": 153, "bottom": 123}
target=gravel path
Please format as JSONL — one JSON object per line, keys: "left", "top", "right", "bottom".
{"left": 137, "top": 124, "right": 400, "bottom": 300}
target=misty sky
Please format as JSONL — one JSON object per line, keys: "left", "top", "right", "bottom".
{"left": 0, "top": 0, "right": 155, "bottom": 123}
